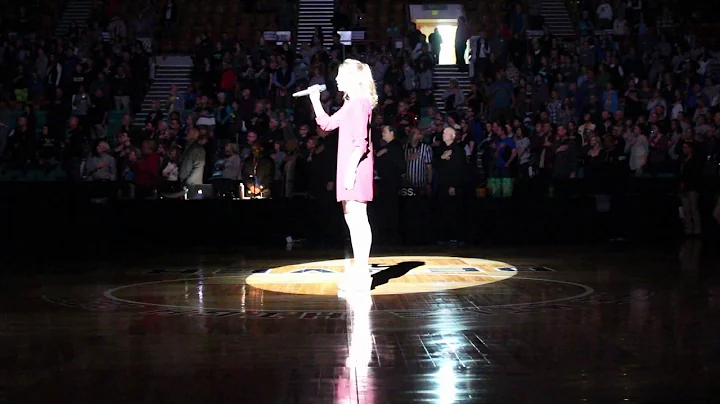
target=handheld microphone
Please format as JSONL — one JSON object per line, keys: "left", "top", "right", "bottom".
{"left": 292, "top": 84, "right": 327, "bottom": 98}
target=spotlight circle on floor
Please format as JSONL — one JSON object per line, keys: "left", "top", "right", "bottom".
{"left": 246, "top": 256, "right": 517, "bottom": 295}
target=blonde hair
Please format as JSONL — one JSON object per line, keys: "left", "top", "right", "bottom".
{"left": 339, "top": 59, "right": 378, "bottom": 108}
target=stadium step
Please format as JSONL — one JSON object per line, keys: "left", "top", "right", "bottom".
{"left": 540, "top": 0, "right": 576, "bottom": 37}
{"left": 433, "top": 65, "right": 472, "bottom": 113}
{"left": 296, "top": 0, "right": 336, "bottom": 50}
{"left": 134, "top": 60, "right": 193, "bottom": 126}
{"left": 54, "top": 0, "right": 93, "bottom": 37}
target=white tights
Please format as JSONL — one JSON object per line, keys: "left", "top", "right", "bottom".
{"left": 343, "top": 200, "right": 372, "bottom": 277}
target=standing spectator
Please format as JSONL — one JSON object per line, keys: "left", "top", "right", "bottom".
{"left": 242, "top": 143, "right": 274, "bottom": 197}
{"left": 515, "top": 126, "right": 532, "bottom": 182}
{"left": 35, "top": 49, "right": 49, "bottom": 82}
{"left": 488, "top": 72, "right": 515, "bottom": 123}
{"left": 679, "top": 142, "right": 703, "bottom": 236}
{"left": 648, "top": 127, "right": 670, "bottom": 174}
{"left": 37, "top": 125, "right": 60, "bottom": 167}
{"left": 441, "top": 79, "right": 465, "bottom": 113}
{"left": 511, "top": 4, "right": 526, "bottom": 35}
{"left": 179, "top": 128, "right": 206, "bottom": 185}
{"left": 134, "top": 140, "right": 162, "bottom": 198}
{"left": 455, "top": 16, "right": 470, "bottom": 71}
{"left": 596, "top": 0, "right": 613, "bottom": 29}
{"left": 488, "top": 124, "right": 516, "bottom": 198}
{"left": 160, "top": 146, "right": 182, "bottom": 193}
{"left": 164, "top": 0, "right": 177, "bottom": 34}
{"left": 272, "top": 59, "right": 295, "bottom": 109}
{"left": 13, "top": 66, "right": 29, "bottom": 102}
{"left": 551, "top": 125, "right": 579, "bottom": 179}
{"left": 113, "top": 67, "right": 132, "bottom": 112}
{"left": 8, "top": 116, "right": 34, "bottom": 167}
{"left": 372, "top": 125, "right": 405, "bottom": 243}
{"left": 107, "top": 15, "right": 127, "bottom": 40}
{"left": 626, "top": 126, "right": 649, "bottom": 176}
{"left": 434, "top": 126, "right": 466, "bottom": 243}
{"left": 428, "top": 28, "right": 442, "bottom": 64}
{"left": 86, "top": 142, "right": 117, "bottom": 181}
{"left": 221, "top": 143, "right": 243, "bottom": 180}
{"left": 473, "top": 37, "right": 491, "bottom": 79}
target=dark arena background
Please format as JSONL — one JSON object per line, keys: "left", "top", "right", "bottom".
{"left": 2, "top": 0, "right": 720, "bottom": 401}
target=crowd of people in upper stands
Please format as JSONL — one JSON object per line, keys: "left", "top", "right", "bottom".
{"left": 2, "top": 0, "right": 720, "bottom": 237}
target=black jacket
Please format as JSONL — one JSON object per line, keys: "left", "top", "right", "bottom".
{"left": 680, "top": 154, "right": 704, "bottom": 192}
{"left": 434, "top": 141, "right": 466, "bottom": 188}
{"left": 375, "top": 139, "right": 405, "bottom": 188}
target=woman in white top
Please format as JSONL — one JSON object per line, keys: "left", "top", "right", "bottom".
{"left": 625, "top": 126, "right": 649, "bottom": 176}
{"left": 161, "top": 146, "right": 181, "bottom": 192}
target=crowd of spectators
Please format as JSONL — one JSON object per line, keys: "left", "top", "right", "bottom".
{"left": 450, "top": 1, "right": 720, "bottom": 237}
{"left": 0, "top": 3, "right": 152, "bottom": 182}
{"left": 7, "top": 20, "right": 439, "bottom": 201}
{"left": 2, "top": 1, "right": 720, "bottom": 240}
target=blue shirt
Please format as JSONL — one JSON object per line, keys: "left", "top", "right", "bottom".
{"left": 489, "top": 81, "right": 513, "bottom": 108}
{"left": 494, "top": 137, "right": 516, "bottom": 167}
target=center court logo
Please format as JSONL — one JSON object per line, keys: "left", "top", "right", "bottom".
{"left": 245, "top": 256, "right": 519, "bottom": 295}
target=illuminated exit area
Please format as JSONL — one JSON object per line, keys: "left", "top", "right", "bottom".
{"left": 415, "top": 19, "right": 468, "bottom": 65}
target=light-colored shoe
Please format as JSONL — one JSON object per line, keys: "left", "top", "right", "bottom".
{"left": 337, "top": 273, "right": 372, "bottom": 296}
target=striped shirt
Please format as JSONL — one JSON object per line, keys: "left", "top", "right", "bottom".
{"left": 404, "top": 142, "right": 433, "bottom": 187}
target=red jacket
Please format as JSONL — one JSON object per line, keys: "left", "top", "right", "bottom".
{"left": 220, "top": 69, "right": 238, "bottom": 91}
{"left": 134, "top": 152, "right": 161, "bottom": 188}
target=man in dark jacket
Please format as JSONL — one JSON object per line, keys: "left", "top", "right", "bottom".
{"left": 551, "top": 125, "right": 578, "bottom": 179}
{"left": 434, "top": 126, "right": 467, "bottom": 243}
{"left": 241, "top": 142, "right": 274, "bottom": 197}
{"left": 679, "top": 142, "right": 704, "bottom": 236}
{"left": 372, "top": 125, "right": 406, "bottom": 243}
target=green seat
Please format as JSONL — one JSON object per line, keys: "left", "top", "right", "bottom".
{"left": 37, "top": 169, "right": 55, "bottom": 181}
{"left": 3, "top": 170, "right": 23, "bottom": 181}
{"left": 23, "top": 170, "right": 44, "bottom": 181}
{"left": 45, "top": 168, "right": 67, "bottom": 181}
{"left": 8, "top": 111, "right": 22, "bottom": 129}
{"left": 107, "top": 122, "right": 122, "bottom": 140}
{"left": 35, "top": 110, "right": 47, "bottom": 129}
{"left": 109, "top": 109, "right": 125, "bottom": 124}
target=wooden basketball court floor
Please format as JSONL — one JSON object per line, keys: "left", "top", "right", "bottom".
{"left": 2, "top": 242, "right": 719, "bottom": 403}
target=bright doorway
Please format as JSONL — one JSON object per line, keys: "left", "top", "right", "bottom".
{"left": 415, "top": 19, "right": 469, "bottom": 65}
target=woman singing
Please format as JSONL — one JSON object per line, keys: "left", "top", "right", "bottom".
{"left": 309, "top": 59, "right": 377, "bottom": 293}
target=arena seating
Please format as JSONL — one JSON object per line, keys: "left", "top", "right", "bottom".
{"left": 0, "top": 1, "right": 62, "bottom": 37}
{"left": 363, "top": 0, "right": 407, "bottom": 44}
{"left": 171, "top": 0, "right": 279, "bottom": 49}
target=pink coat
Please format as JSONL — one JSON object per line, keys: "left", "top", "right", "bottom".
{"left": 315, "top": 97, "right": 374, "bottom": 202}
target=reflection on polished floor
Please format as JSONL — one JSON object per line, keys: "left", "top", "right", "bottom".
{"left": 2, "top": 242, "right": 719, "bottom": 403}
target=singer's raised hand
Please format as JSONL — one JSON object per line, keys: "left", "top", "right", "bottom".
{"left": 309, "top": 86, "right": 321, "bottom": 103}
